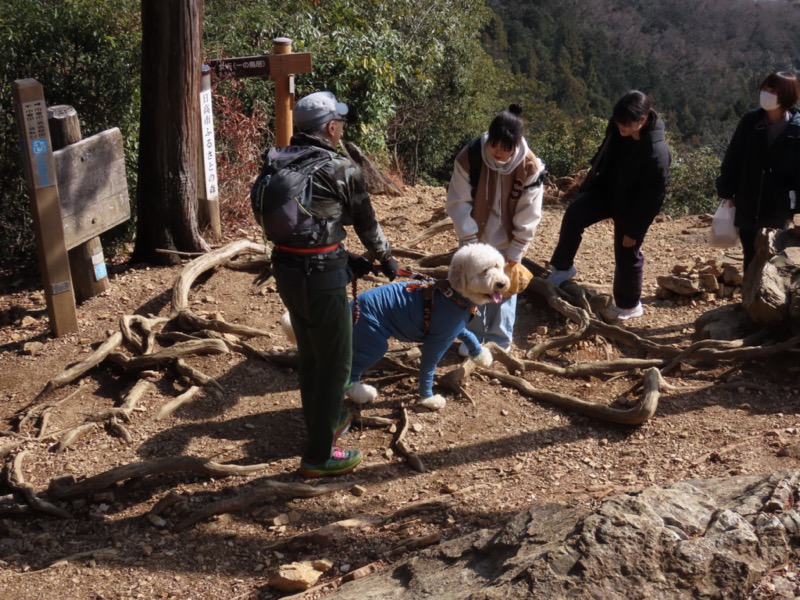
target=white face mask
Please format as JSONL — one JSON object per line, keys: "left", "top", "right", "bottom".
{"left": 760, "top": 90, "right": 780, "bottom": 111}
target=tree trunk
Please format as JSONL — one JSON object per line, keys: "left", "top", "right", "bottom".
{"left": 133, "top": 0, "right": 208, "bottom": 265}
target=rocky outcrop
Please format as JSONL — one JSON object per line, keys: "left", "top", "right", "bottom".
{"left": 327, "top": 472, "right": 800, "bottom": 599}
{"left": 743, "top": 228, "right": 800, "bottom": 331}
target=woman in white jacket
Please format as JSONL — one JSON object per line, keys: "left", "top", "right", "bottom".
{"left": 446, "top": 104, "right": 545, "bottom": 351}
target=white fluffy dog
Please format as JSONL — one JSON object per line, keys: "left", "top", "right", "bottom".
{"left": 281, "top": 243, "right": 510, "bottom": 411}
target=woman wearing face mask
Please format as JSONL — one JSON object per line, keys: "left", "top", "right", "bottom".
{"left": 546, "top": 90, "right": 671, "bottom": 321}
{"left": 447, "top": 104, "right": 546, "bottom": 352}
{"left": 716, "top": 71, "right": 800, "bottom": 272}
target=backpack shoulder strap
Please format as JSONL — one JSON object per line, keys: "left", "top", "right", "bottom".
{"left": 467, "top": 136, "right": 482, "bottom": 198}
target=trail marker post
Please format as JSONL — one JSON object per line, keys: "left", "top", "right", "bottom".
{"left": 206, "top": 36, "right": 312, "bottom": 148}
{"left": 198, "top": 64, "right": 221, "bottom": 239}
{"left": 12, "top": 79, "right": 78, "bottom": 336}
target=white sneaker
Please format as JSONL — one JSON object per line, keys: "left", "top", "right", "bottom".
{"left": 546, "top": 265, "right": 577, "bottom": 286}
{"left": 616, "top": 302, "right": 643, "bottom": 320}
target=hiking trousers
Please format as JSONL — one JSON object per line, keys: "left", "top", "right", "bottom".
{"left": 274, "top": 270, "right": 352, "bottom": 463}
{"left": 549, "top": 191, "right": 645, "bottom": 310}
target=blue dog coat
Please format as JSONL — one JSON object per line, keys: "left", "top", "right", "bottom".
{"left": 350, "top": 281, "right": 483, "bottom": 398}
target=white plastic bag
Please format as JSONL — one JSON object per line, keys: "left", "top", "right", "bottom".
{"left": 710, "top": 199, "right": 737, "bottom": 248}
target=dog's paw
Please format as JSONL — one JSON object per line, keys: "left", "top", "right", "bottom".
{"left": 418, "top": 394, "right": 446, "bottom": 411}
{"left": 280, "top": 312, "right": 296, "bottom": 346}
{"left": 470, "top": 346, "right": 493, "bottom": 367}
{"left": 346, "top": 382, "right": 378, "bottom": 405}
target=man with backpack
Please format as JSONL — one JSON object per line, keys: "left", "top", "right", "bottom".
{"left": 263, "top": 91, "right": 397, "bottom": 477}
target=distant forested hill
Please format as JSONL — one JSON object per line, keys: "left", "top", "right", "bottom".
{"left": 485, "top": 0, "right": 800, "bottom": 150}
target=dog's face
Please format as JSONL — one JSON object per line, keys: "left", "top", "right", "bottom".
{"left": 448, "top": 244, "right": 510, "bottom": 306}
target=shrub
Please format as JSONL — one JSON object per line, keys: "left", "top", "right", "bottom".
{"left": 664, "top": 146, "right": 720, "bottom": 216}
{"left": 0, "top": 0, "right": 140, "bottom": 263}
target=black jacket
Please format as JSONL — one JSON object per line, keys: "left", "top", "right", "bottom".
{"left": 716, "top": 107, "right": 800, "bottom": 230}
{"left": 583, "top": 112, "right": 671, "bottom": 241}
{"left": 270, "top": 132, "right": 392, "bottom": 289}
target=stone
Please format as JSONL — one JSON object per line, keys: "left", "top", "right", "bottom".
{"left": 657, "top": 274, "right": 700, "bottom": 296}
{"left": 21, "top": 341, "right": 44, "bottom": 356}
{"left": 268, "top": 560, "right": 329, "bottom": 592}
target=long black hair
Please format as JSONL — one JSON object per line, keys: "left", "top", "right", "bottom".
{"left": 487, "top": 104, "right": 524, "bottom": 151}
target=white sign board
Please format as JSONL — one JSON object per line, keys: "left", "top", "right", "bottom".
{"left": 199, "top": 88, "right": 219, "bottom": 201}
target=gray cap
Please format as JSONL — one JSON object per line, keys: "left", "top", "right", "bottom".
{"left": 293, "top": 91, "right": 349, "bottom": 132}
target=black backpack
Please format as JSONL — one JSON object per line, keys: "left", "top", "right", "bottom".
{"left": 250, "top": 146, "right": 334, "bottom": 246}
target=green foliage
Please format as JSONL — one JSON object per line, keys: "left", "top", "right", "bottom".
{"left": 204, "top": 0, "right": 500, "bottom": 185}
{"left": 526, "top": 110, "right": 606, "bottom": 179}
{"left": 664, "top": 146, "right": 721, "bottom": 217}
{"left": 0, "top": 0, "right": 140, "bottom": 262}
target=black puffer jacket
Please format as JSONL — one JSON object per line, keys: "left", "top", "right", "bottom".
{"left": 584, "top": 112, "right": 671, "bottom": 241}
{"left": 716, "top": 108, "right": 800, "bottom": 230}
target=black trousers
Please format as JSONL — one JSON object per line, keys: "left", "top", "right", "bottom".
{"left": 549, "top": 191, "right": 646, "bottom": 310}
{"left": 274, "top": 268, "right": 352, "bottom": 463}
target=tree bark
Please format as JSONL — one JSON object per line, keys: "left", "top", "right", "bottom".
{"left": 133, "top": 0, "right": 208, "bottom": 265}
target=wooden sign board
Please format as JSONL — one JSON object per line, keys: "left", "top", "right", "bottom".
{"left": 206, "top": 52, "right": 312, "bottom": 79}
{"left": 53, "top": 127, "right": 130, "bottom": 250}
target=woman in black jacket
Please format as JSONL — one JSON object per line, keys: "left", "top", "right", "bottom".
{"left": 716, "top": 71, "right": 800, "bottom": 272}
{"left": 547, "top": 90, "right": 671, "bottom": 321}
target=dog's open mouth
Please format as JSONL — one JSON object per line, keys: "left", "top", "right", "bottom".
{"left": 489, "top": 291, "right": 503, "bottom": 303}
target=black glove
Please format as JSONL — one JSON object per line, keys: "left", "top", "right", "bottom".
{"left": 347, "top": 252, "right": 376, "bottom": 279}
{"left": 380, "top": 257, "right": 399, "bottom": 281}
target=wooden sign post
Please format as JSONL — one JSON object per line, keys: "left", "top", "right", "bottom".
{"left": 12, "top": 79, "right": 79, "bottom": 336}
{"left": 198, "top": 64, "right": 221, "bottom": 239}
{"left": 206, "top": 36, "right": 312, "bottom": 148}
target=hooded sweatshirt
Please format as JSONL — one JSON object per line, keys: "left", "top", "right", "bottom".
{"left": 447, "top": 133, "right": 544, "bottom": 263}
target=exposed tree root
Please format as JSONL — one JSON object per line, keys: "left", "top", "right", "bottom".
{"left": 48, "top": 456, "right": 272, "bottom": 500}
{"left": 7, "top": 451, "right": 72, "bottom": 518}
{"left": 394, "top": 407, "right": 426, "bottom": 472}
{"left": 173, "top": 479, "right": 352, "bottom": 532}
{"left": 481, "top": 367, "right": 661, "bottom": 426}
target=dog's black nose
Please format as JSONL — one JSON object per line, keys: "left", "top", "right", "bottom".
{"left": 496, "top": 281, "right": 506, "bottom": 289}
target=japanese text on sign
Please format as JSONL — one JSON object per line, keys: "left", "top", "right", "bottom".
{"left": 199, "top": 88, "right": 218, "bottom": 201}
{"left": 21, "top": 99, "right": 51, "bottom": 187}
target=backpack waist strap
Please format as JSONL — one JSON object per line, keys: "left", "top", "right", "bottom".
{"left": 273, "top": 243, "right": 340, "bottom": 255}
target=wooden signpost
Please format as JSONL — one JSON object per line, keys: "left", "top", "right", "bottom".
{"left": 12, "top": 79, "right": 79, "bottom": 336}
{"left": 206, "top": 37, "right": 312, "bottom": 148}
{"left": 198, "top": 64, "right": 221, "bottom": 239}
{"left": 13, "top": 79, "right": 131, "bottom": 337}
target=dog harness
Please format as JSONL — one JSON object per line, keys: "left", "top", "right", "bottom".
{"left": 405, "top": 279, "right": 479, "bottom": 334}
